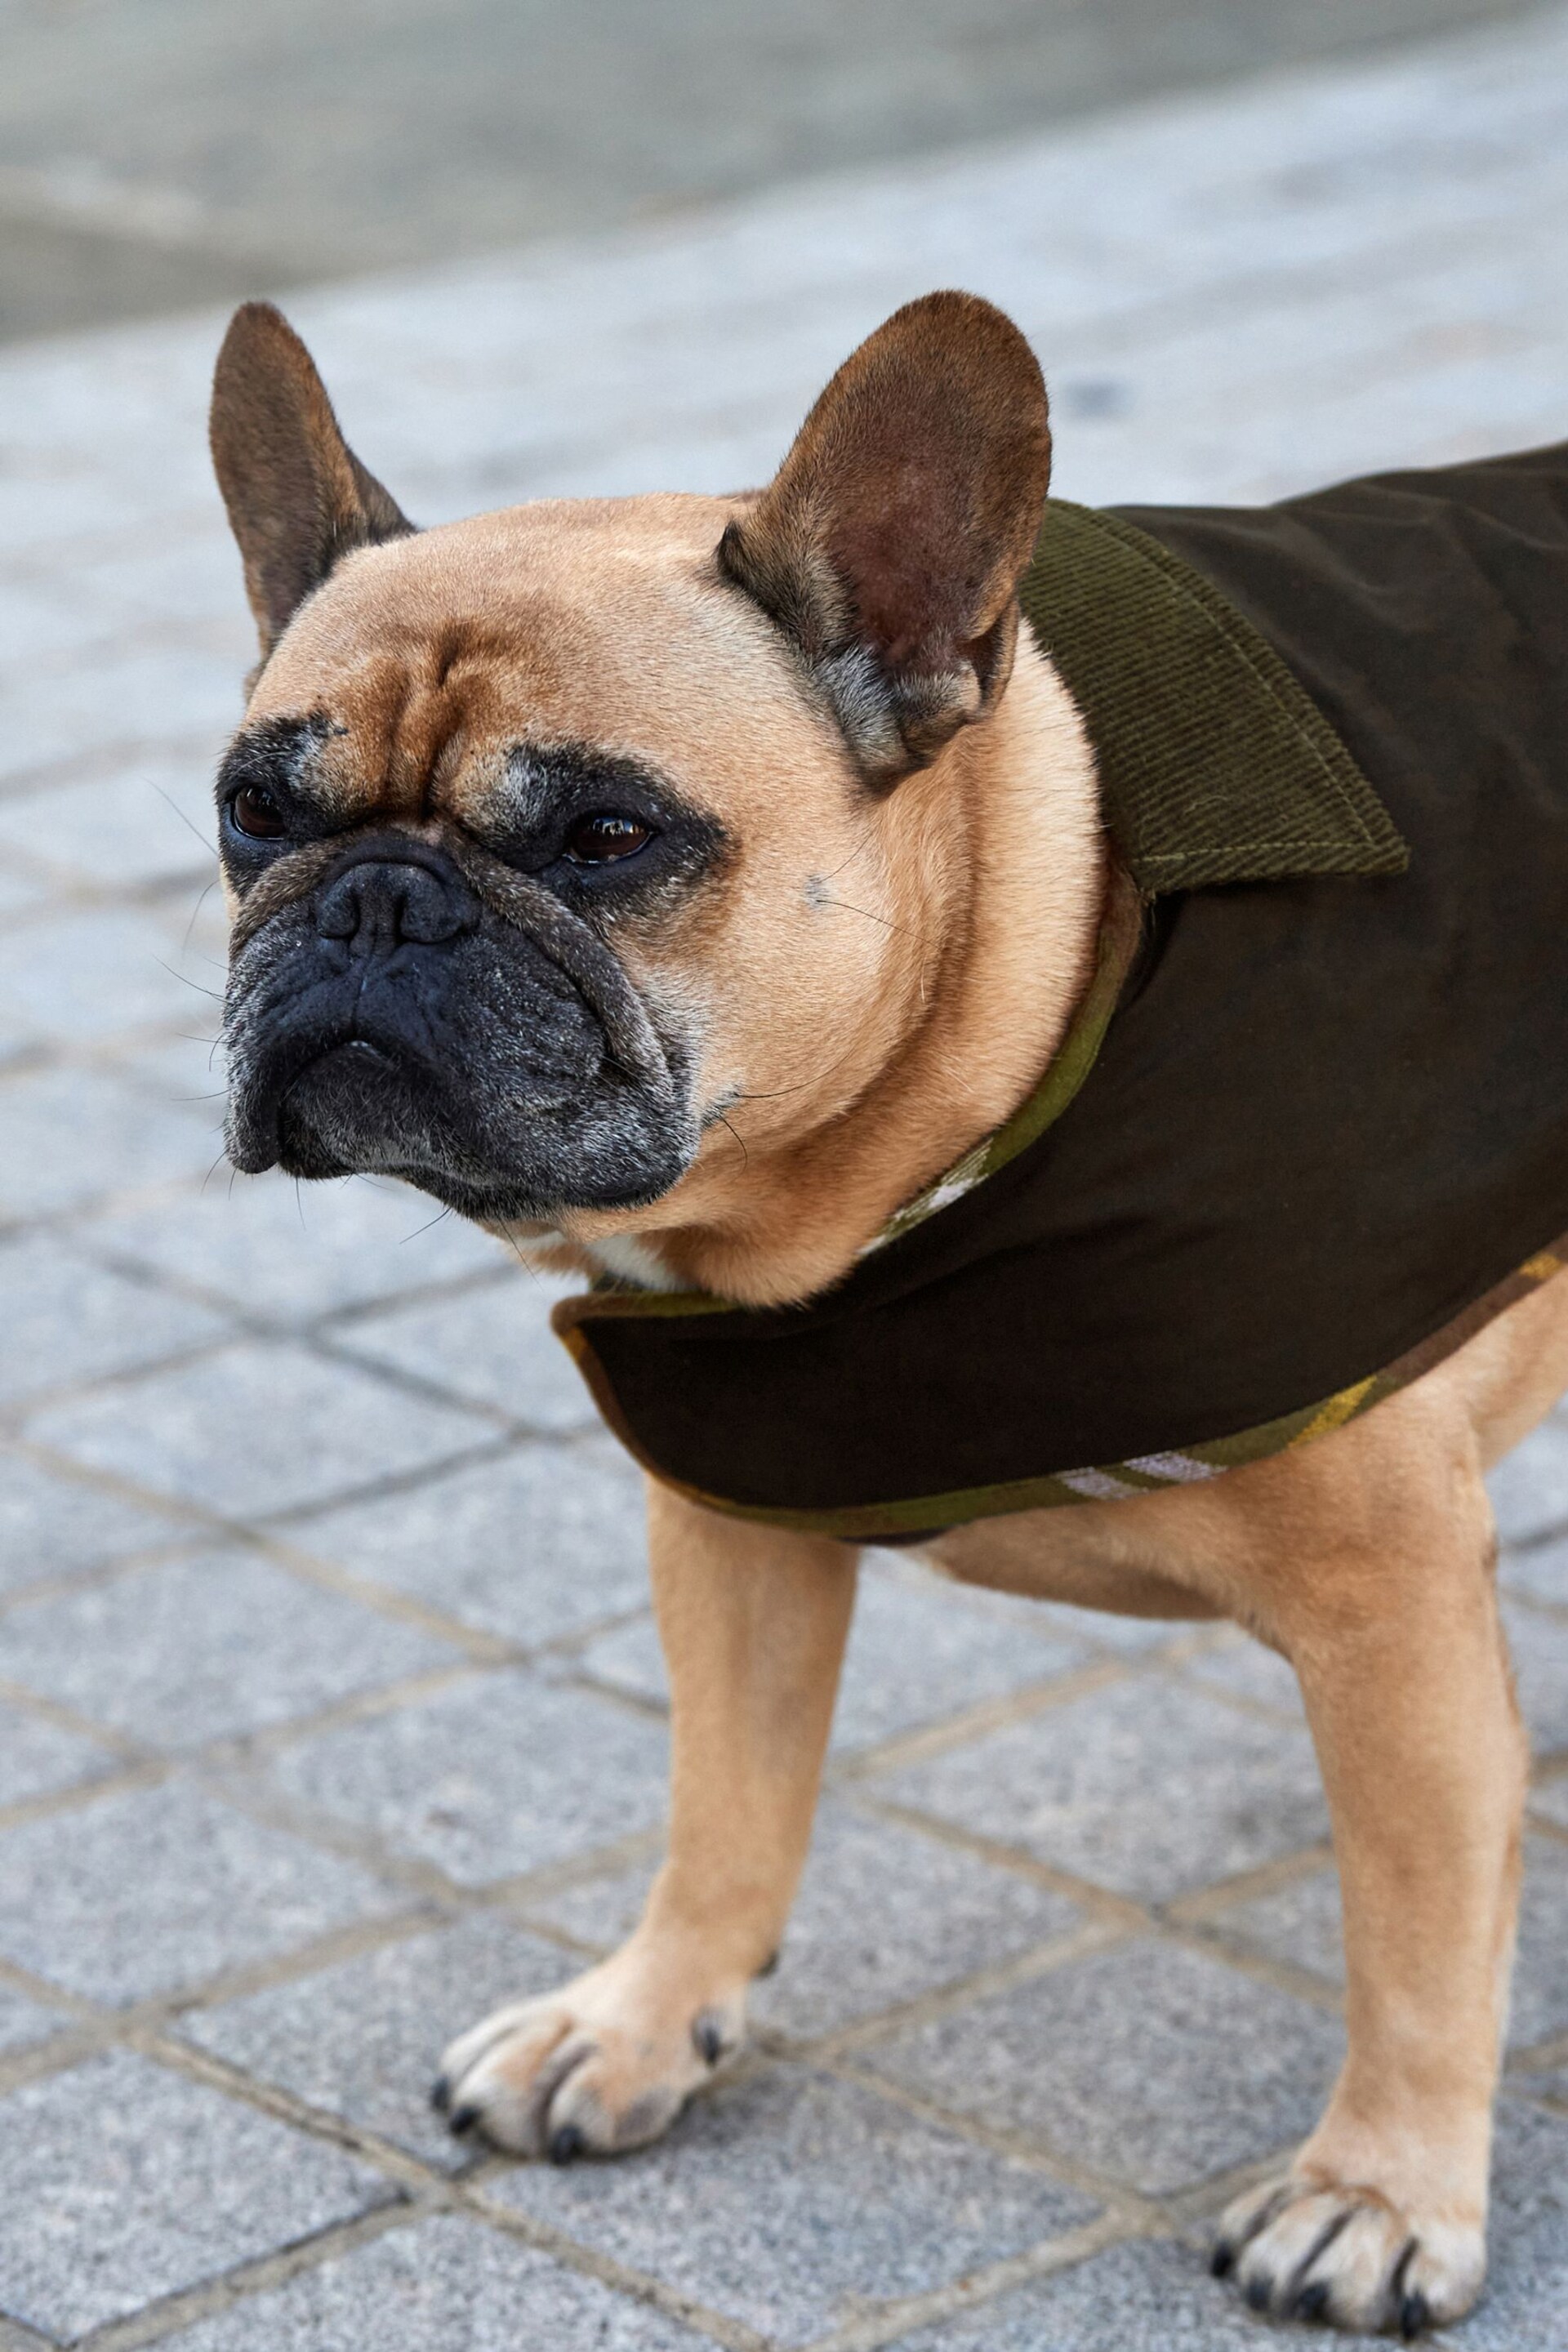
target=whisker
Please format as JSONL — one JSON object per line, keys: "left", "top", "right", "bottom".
{"left": 715, "top": 1111, "right": 750, "bottom": 1170}
{"left": 149, "top": 779, "right": 217, "bottom": 858}
{"left": 155, "top": 960, "right": 224, "bottom": 1001}
{"left": 181, "top": 879, "right": 219, "bottom": 955}
{"left": 820, "top": 894, "right": 901, "bottom": 934}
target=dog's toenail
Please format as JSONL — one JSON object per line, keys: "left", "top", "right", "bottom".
{"left": 1244, "top": 2273, "right": 1274, "bottom": 2313}
{"left": 1292, "top": 2280, "right": 1330, "bottom": 2322}
{"left": 755, "top": 1948, "right": 780, "bottom": 1979}
{"left": 549, "top": 2123, "right": 585, "bottom": 2165}
{"left": 1400, "top": 2290, "right": 1431, "bottom": 2340}
{"left": 430, "top": 2074, "right": 452, "bottom": 2114}
{"left": 1209, "top": 2241, "right": 1234, "bottom": 2278}
{"left": 448, "top": 2100, "right": 479, "bottom": 2136}
{"left": 692, "top": 2013, "right": 725, "bottom": 2065}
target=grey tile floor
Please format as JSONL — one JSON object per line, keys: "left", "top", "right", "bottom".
{"left": 3, "top": 11, "right": 1568, "bottom": 2346}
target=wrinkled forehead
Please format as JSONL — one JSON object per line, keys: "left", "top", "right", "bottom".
{"left": 238, "top": 492, "right": 822, "bottom": 825}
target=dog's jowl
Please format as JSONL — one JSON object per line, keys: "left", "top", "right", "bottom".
{"left": 207, "top": 292, "right": 1568, "bottom": 2336}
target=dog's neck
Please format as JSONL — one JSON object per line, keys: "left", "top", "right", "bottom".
{"left": 535, "top": 634, "right": 1105, "bottom": 1307}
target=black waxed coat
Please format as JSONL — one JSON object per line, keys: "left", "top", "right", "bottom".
{"left": 555, "top": 443, "right": 1568, "bottom": 1536}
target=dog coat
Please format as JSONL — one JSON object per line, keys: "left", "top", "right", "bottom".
{"left": 554, "top": 443, "right": 1568, "bottom": 1537}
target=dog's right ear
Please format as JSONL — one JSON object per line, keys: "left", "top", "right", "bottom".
{"left": 209, "top": 301, "right": 413, "bottom": 662}
{"left": 719, "top": 291, "right": 1050, "bottom": 786}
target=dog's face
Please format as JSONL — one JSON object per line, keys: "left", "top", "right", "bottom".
{"left": 210, "top": 295, "right": 1051, "bottom": 1237}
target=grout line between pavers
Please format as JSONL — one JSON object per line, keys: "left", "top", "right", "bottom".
{"left": 799, "top": 2207, "right": 1146, "bottom": 2352}
{"left": 0, "top": 2315, "right": 60, "bottom": 2352}
{"left": 457, "top": 2181, "right": 776, "bottom": 2352}
{"left": 131, "top": 2025, "right": 458, "bottom": 2199}
{"left": 774, "top": 1915, "right": 1135, "bottom": 2067}
{"left": 1156, "top": 1918, "right": 1346, "bottom": 2022}
{"left": 822, "top": 2047, "right": 1167, "bottom": 2228}
{"left": 847, "top": 1792, "right": 1152, "bottom": 1931}
{"left": 827, "top": 1655, "right": 1133, "bottom": 1784}
{"left": 0, "top": 1675, "right": 154, "bottom": 1764}
{"left": 1508, "top": 2024, "right": 1568, "bottom": 2076}
{"left": 65, "top": 2199, "right": 430, "bottom": 2352}
{"left": 0, "top": 1757, "right": 172, "bottom": 1839}
{"left": 1162, "top": 1838, "right": 1336, "bottom": 1924}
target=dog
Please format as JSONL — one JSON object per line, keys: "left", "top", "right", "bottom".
{"left": 206, "top": 291, "right": 1568, "bottom": 2336}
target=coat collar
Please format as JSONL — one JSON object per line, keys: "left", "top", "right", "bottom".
{"left": 1019, "top": 499, "right": 1409, "bottom": 892}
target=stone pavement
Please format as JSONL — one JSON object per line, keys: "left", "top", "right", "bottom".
{"left": 0, "top": 0, "right": 1543, "bottom": 342}
{"left": 2, "top": 11, "right": 1568, "bottom": 2347}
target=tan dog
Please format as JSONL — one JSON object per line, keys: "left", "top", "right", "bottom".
{"left": 207, "top": 292, "right": 1568, "bottom": 2338}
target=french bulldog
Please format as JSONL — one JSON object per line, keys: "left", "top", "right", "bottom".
{"left": 206, "top": 292, "right": 1568, "bottom": 2336}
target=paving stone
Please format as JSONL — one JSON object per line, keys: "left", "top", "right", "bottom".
{"left": 0, "top": 1449, "right": 183, "bottom": 1597}
{"left": 0, "top": 2049, "right": 386, "bottom": 2342}
{"left": 832, "top": 1567, "right": 1094, "bottom": 1752}
{"left": 112, "top": 1022, "right": 229, "bottom": 1106}
{"left": 0, "top": 1780, "right": 402, "bottom": 2003}
{"left": 488, "top": 2062, "right": 1098, "bottom": 2345}
{"left": 569, "top": 1560, "right": 1090, "bottom": 1756}
{"left": 0, "top": 1693, "right": 118, "bottom": 1808}
{"left": 0, "top": 1548, "right": 458, "bottom": 1747}
{"left": 876, "top": 1674, "right": 1328, "bottom": 1901}
{"left": 183, "top": 1910, "right": 576, "bottom": 2168}
{"left": 0, "top": 1232, "right": 229, "bottom": 1408}
{"left": 1494, "top": 1858, "right": 1568, "bottom": 2057}
{"left": 71, "top": 537, "right": 256, "bottom": 645}
{"left": 1179, "top": 1632, "right": 1306, "bottom": 1719}
{"left": 0, "top": 1984, "right": 69, "bottom": 2057}
{"left": 1218, "top": 1836, "right": 1568, "bottom": 2056}
{"left": 862, "top": 1937, "right": 1343, "bottom": 2195}
{"left": 333, "top": 1268, "right": 596, "bottom": 1431}
{"left": 1030, "top": 1599, "right": 1196, "bottom": 1656}
{"left": 1427, "top": 2100, "right": 1568, "bottom": 2352}
{"left": 0, "top": 866, "right": 45, "bottom": 919}
{"left": 0, "top": 644, "right": 238, "bottom": 784}
{"left": 266, "top": 1668, "right": 667, "bottom": 1886}
{"left": 1503, "top": 1599, "right": 1568, "bottom": 1755}
{"left": 0, "top": 904, "right": 202, "bottom": 1052}
{"left": 1530, "top": 1775, "right": 1568, "bottom": 1831}
{"left": 0, "top": 757, "right": 216, "bottom": 890}
{"left": 289, "top": 1437, "right": 649, "bottom": 1646}
{"left": 87, "top": 1168, "right": 505, "bottom": 1321}
{"left": 530, "top": 1797, "right": 1085, "bottom": 2042}
{"left": 1503, "top": 1531, "right": 1568, "bottom": 1610}
{"left": 26, "top": 1338, "right": 492, "bottom": 1518}
{"left": 157, "top": 2210, "right": 709, "bottom": 2351}
{"left": 0, "top": 574, "right": 93, "bottom": 668}
{"left": 0, "top": 1061, "right": 218, "bottom": 1221}
{"left": 1490, "top": 1419, "right": 1568, "bottom": 1547}
{"left": 893, "top": 2232, "right": 1388, "bottom": 2350}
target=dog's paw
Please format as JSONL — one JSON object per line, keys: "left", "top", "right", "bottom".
{"left": 432, "top": 1953, "right": 746, "bottom": 2160}
{"left": 1210, "top": 2173, "right": 1486, "bottom": 2336}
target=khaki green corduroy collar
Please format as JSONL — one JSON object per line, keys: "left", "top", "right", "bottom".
{"left": 1020, "top": 500, "right": 1410, "bottom": 892}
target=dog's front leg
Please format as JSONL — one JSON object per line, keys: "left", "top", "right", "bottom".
{"left": 1211, "top": 1430, "right": 1526, "bottom": 2335}
{"left": 436, "top": 1481, "right": 856, "bottom": 2158}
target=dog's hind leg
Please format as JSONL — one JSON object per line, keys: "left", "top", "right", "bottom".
{"left": 1207, "top": 1391, "right": 1526, "bottom": 2336}
{"left": 434, "top": 1482, "right": 856, "bottom": 2158}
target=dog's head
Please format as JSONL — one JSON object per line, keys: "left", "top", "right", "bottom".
{"left": 209, "top": 292, "right": 1051, "bottom": 1241}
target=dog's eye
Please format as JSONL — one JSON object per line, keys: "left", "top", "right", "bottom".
{"left": 229, "top": 784, "right": 287, "bottom": 840}
{"left": 564, "top": 813, "right": 653, "bottom": 866}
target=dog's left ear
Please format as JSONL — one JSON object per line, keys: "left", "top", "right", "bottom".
{"left": 209, "top": 301, "right": 413, "bottom": 662}
{"left": 719, "top": 290, "right": 1050, "bottom": 783}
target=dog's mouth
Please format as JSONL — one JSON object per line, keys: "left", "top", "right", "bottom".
{"left": 221, "top": 835, "right": 699, "bottom": 1222}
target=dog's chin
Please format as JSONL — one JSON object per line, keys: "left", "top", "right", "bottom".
{"left": 252, "top": 1040, "right": 694, "bottom": 1225}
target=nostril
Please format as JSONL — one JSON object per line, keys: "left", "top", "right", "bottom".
{"left": 315, "top": 859, "right": 479, "bottom": 952}
{"left": 315, "top": 871, "right": 361, "bottom": 940}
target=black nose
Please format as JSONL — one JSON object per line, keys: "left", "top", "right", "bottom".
{"left": 315, "top": 857, "right": 479, "bottom": 956}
